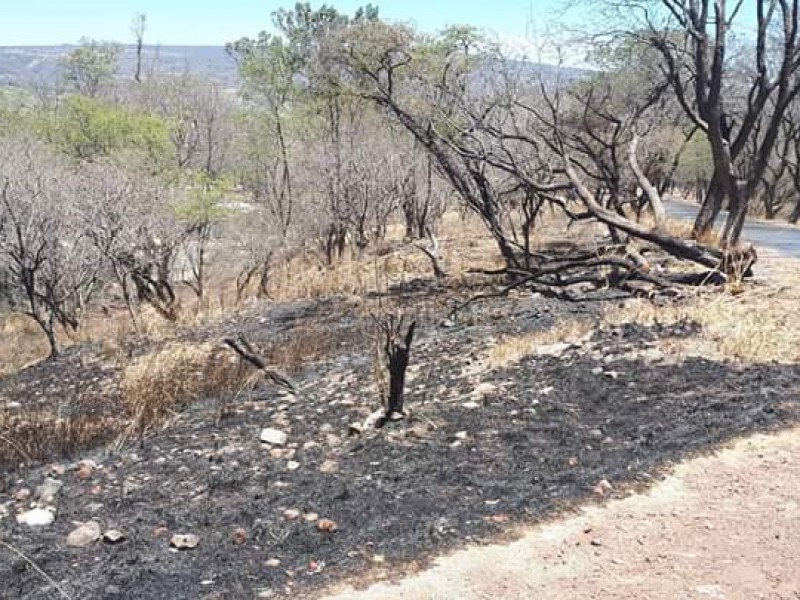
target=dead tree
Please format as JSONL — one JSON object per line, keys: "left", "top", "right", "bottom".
{"left": 373, "top": 315, "right": 416, "bottom": 426}
{"left": 414, "top": 227, "right": 448, "bottom": 281}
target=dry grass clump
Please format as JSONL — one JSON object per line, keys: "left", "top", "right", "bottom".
{"left": 0, "top": 314, "right": 52, "bottom": 375}
{"left": 0, "top": 408, "right": 118, "bottom": 469}
{"left": 487, "top": 319, "right": 595, "bottom": 369}
{"left": 601, "top": 257, "right": 800, "bottom": 363}
{"left": 120, "top": 342, "right": 255, "bottom": 437}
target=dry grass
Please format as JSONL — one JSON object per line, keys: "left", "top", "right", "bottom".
{"left": 486, "top": 319, "right": 595, "bottom": 369}
{"left": 0, "top": 313, "right": 51, "bottom": 376}
{"left": 601, "top": 256, "right": 800, "bottom": 363}
{"left": 120, "top": 341, "right": 256, "bottom": 439}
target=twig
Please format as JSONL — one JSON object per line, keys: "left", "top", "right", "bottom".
{"left": 222, "top": 336, "right": 297, "bottom": 394}
{"left": 0, "top": 539, "right": 72, "bottom": 600}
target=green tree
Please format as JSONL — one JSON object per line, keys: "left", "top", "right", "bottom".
{"left": 61, "top": 38, "right": 122, "bottom": 97}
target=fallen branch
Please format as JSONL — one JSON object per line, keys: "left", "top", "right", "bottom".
{"left": 222, "top": 335, "right": 297, "bottom": 394}
{"left": 0, "top": 539, "right": 72, "bottom": 600}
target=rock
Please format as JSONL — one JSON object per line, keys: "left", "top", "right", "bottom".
{"left": 75, "top": 464, "right": 94, "bottom": 481}
{"left": 266, "top": 558, "right": 281, "bottom": 568}
{"left": 462, "top": 401, "right": 480, "bottom": 409}
{"left": 590, "top": 367, "right": 604, "bottom": 376}
{"left": 371, "top": 554, "right": 386, "bottom": 564}
{"left": 16, "top": 508, "right": 55, "bottom": 527}
{"left": 303, "top": 512, "right": 319, "bottom": 523}
{"left": 283, "top": 508, "right": 301, "bottom": 520}
{"left": 604, "top": 371, "right": 622, "bottom": 379}
{"left": 302, "top": 441, "right": 320, "bottom": 451}
{"left": 325, "top": 434, "right": 342, "bottom": 447}
{"left": 441, "top": 319, "right": 456, "bottom": 328}
{"left": 534, "top": 342, "right": 571, "bottom": 358}
{"left": 540, "top": 386, "right": 555, "bottom": 395}
{"left": 590, "top": 539, "right": 603, "bottom": 547}
{"left": 169, "top": 533, "right": 200, "bottom": 550}
{"left": 231, "top": 528, "right": 248, "bottom": 545}
{"left": 454, "top": 431, "right": 468, "bottom": 440}
{"left": 319, "top": 460, "right": 339, "bottom": 474}
{"left": 49, "top": 464, "right": 66, "bottom": 476}
{"left": 588, "top": 429, "right": 604, "bottom": 441}
{"left": 66, "top": 521, "right": 101, "bottom": 547}
{"left": 260, "top": 428, "right": 288, "bottom": 446}
{"left": 35, "top": 478, "right": 63, "bottom": 504}
{"left": 317, "top": 519, "right": 338, "bottom": 533}
{"left": 319, "top": 423, "right": 334, "bottom": 433}
{"left": 593, "top": 479, "right": 614, "bottom": 497}
{"left": 285, "top": 461, "right": 300, "bottom": 471}
{"left": 103, "top": 529, "right": 126, "bottom": 544}
{"left": 12, "top": 488, "right": 31, "bottom": 502}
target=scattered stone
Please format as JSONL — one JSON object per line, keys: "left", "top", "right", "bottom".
{"left": 462, "top": 401, "right": 480, "bottom": 409}
{"left": 303, "top": 512, "right": 319, "bottom": 523}
{"left": 454, "top": 431, "right": 468, "bottom": 440}
{"left": 540, "top": 386, "right": 554, "bottom": 395}
{"left": 567, "top": 456, "right": 579, "bottom": 467}
{"left": 75, "top": 463, "right": 94, "bottom": 481}
{"left": 35, "top": 478, "right": 63, "bottom": 504}
{"left": 283, "top": 508, "right": 301, "bottom": 521}
{"left": 231, "top": 528, "right": 248, "bottom": 545}
{"left": 534, "top": 342, "right": 571, "bottom": 358}
{"left": 590, "top": 539, "right": 603, "bottom": 547}
{"left": 604, "top": 371, "right": 622, "bottom": 379}
{"left": 307, "top": 559, "right": 325, "bottom": 574}
{"left": 319, "top": 460, "right": 339, "bottom": 474}
{"left": 151, "top": 526, "right": 169, "bottom": 539}
{"left": 286, "top": 460, "right": 301, "bottom": 471}
{"left": 588, "top": 429, "right": 604, "bottom": 441}
{"left": 260, "top": 428, "right": 288, "bottom": 446}
{"left": 12, "top": 488, "right": 31, "bottom": 502}
{"left": 441, "top": 319, "right": 456, "bottom": 328}
{"left": 590, "top": 367, "right": 604, "bottom": 376}
{"left": 170, "top": 533, "right": 200, "bottom": 550}
{"left": 593, "top": 479, "right": 614, "bottom": 497}
{"left": 50, "top": 464, "right": 66, "bottom": 476}
{"left": 66, "top": 521, "right": 101, "bottom": 547}
{"left": 371, "top": 554, "right": 386, "bottom": 564}
{"left": 325, "top": 434, "right": 342, "bottom": 447}
{"left": 317, "top": 519, "right": 338, "bottom": 533}
{"left": 266, "top": 558, "right": 281, "bottom": 568}
{"left": 16, "top": 508, "right": 55, "bottom": 527}
{"left": 103, "top": 529, "right": 126, "bottom": 544}
{"left": 302, "top": 441, "right": 320, "bottom": 451}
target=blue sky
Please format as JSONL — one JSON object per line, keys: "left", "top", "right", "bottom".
{"left": 0, "top": 1, "right": 571, "bottom": 46}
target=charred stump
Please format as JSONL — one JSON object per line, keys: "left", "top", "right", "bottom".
{"left": 374, "top": 316, "right": 417, "bottom": 427}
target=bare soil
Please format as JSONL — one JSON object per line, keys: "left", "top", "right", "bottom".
{"left": 326, "top": 426, "right": 800, "bottom": 600}
{"left": 1, "top": 285, "right": 799, "bottom": 599}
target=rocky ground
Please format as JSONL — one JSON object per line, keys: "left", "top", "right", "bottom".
{"left": 1, "top": 284, "right": 799, "bottom": 599}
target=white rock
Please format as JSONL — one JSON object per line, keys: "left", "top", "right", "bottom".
{"left": 462, "top": 401, "right": 480, "bottom": 410}
{"left": 534, "top": 342, "right": 572, "bottom": 358}
{"left": 286, "top": 461, "right": 300, "bottom": 471}
{"left": 170, "top": 533, "right": 200, "bottom": 550}
{"left": 66, "top": 521, "right": 101, "bottom": 547}
{"left": 260, "top": 428, "right": 288, "bottom": 446}
{"left": 35, "top": 478, "right": 63, "bottom": 504}
{"left": 17, "top": 508, "right": 55, "bottom": 527}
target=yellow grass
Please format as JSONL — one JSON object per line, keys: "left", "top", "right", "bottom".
{"left": 486, "top": 320, "right": 595, "bottom": 369}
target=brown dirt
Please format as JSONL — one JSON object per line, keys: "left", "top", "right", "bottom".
{"left": 325, "top": 427, "right": 800, "bottom": 600}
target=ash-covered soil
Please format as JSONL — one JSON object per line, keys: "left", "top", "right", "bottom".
{"left": 1, "top": 290, "right": 799, "bottom": 600}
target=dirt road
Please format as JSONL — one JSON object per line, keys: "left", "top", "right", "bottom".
{"left": 325, "top": 428, "right": 800, "bottom": 599}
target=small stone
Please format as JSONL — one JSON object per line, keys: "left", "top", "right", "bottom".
{"left": 35, "top": 478, "right": 63, "bottom": 504}
{"left": 534, "top": 342, "right": 571, "bottom": 358}
{"left": 50, "top": 464, "right": 66, "bottom": 476}
{"left": 75, "top": 464, "right": 94, "bottom": 481}
{"left": 283, "top": 508, "right": 301, "bottom": 521}
{"left": 151, "top": 526, "right": 169, "bottom": 539}
{"left": 260, "top": 428, "right": 288, "bottom": 446}
{"left": 567, "top": 456, "right": 579, "bottom": 467}
{"left": 540, "top": 386, "right": 555, "bottom": 395}
{"left": 593, "top": 479, "right": 614, "bottom": 497}
{"left": 302, "top": 441, "right": 320, "bottom": 451}
{"left": 231, "top": 528, "right": 248, "bottom": 545}
{"left": 319, "top": 460, "right": 339, "bottom": 474}
{"left": 317, "top": 519, "right": 338, "bottom": 533}
{"left": 16, "top": 508, "right": 55, "bottom": 527}
{"left": 12, "top": 488, "right": 31, "bottom": 502}
{"left": 303, "top": 512, "right": 319, "bottom": 523}
{"left": 454, "top": 431, "right": 468, "bottom": 440}
{"left": 604, "top": 371, "right": 622, "bottom": 379}
{"left": 590, "top": 367, "right": 603, "bottom": 376}
{"left": 590, "top": 539, "right": 603, "bottom": 547}
{"left": 66, "top": 521, "right": 101, "bottom": 547}
{"left": 169, "top": 533, "right": 200, "bottom": 550}
{"left": 266, "top": 558, "right": 281, "bottom": 568}
{"left": 286, "top": 461, "right": 300, "bottom": 471}
{"left": 103, "top": 529, "right": 126, "bottom": 544}
{"left": 462, "top": 401, "right": 480, "bottom": 410}
{"left": 371, "top": 554, "right": 385, "bottom": 564}
{"left": 441, "top": 319, "right": 456, "bottom": 328}
{"left": 325, "top": 434, "right": 342, "bottom": 447}
{"left": 588, "top": 429, "right": 603, "bottom": 441}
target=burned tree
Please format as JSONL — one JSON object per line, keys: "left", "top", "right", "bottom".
{"left": 373, "top": 314, "right": 417, "bottom": 426}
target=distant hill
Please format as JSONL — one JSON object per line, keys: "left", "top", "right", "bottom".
{"left": 0, "top": 45, "right": 238, "bottom": 89}
{"left": 0, "top": 45, "right": 589, "bottom": 93}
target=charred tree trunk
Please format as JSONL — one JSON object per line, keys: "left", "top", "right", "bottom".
{"left": 374, "top": 316, "right": 416, "bottom": 426}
